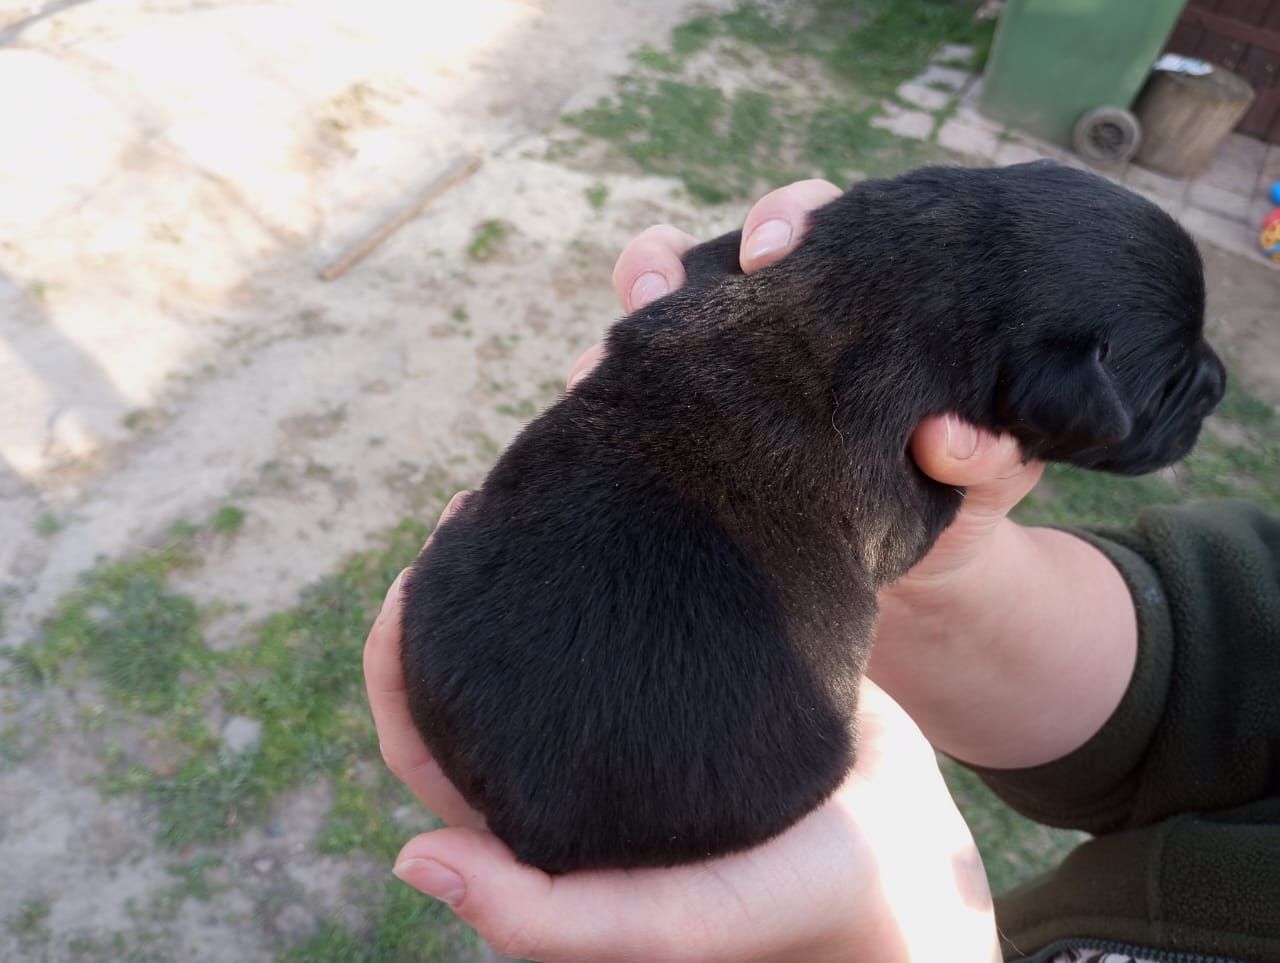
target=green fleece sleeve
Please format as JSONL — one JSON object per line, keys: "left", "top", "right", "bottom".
{"left": 970, "top": 500, "right": 1280, "bottom": 834}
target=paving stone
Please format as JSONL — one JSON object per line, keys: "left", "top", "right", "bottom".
{"left": 896, "top": 81, "right": 951, "bottom": 112}
{"left": 1188, "top": 180, "right": 1253, "bottom": 222}
{"left": 960, "top": 74, "right": 984, "bottom": 109}
{"left": 1126, "top": 164, "right": 1188, "bottom": 202}
{"left": 932, "top": 43, "right": 975, "bottom": 65}
{"left": 222, "top": 715, "right": 262, "bottom": 755}
{"left": 1260, "top": 143, "right": 1280, "bottom": 194}
{"left": 1248, "top": 193, "right": 1275, "bottom": 231}
{"left": 916, "top": 64, "right": 971, "bottom": 93}
{"left": 1197, "top": 133, "right": 1268, "bottom": 196}
{"left": 994, "top": 140, "right": 1046, "bottom": 167}
{"left": 871, "top": 105, "right": 934, "bottom": 141}
{"left": 938, "top": 117, "right": 1000, "bottom": 159}
{"left": 1180, "top": 205, "right": 1257, "bottom": 259}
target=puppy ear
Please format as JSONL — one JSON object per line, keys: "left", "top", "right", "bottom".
{"left": 998, "top": 343, "right": 1133, "bottom": 450}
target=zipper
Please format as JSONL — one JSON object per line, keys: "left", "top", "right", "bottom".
{"left": 1013, "top": 937, "right": 1246, "bottom": 963}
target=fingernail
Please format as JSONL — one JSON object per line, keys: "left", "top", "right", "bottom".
{"left": 744, "top": 219, "right": 792, "bottom": 262}
{"left": 393, "top": 858, "right": 466, "bottom": 906}
{"left": 442, "top": 490, "right": 469, "bottom": 519}
{"left": 945, "top": 416, "right": 980, "bottom": 460}
{"left": 628, "top": 272, "right": 668, "bottom": 310}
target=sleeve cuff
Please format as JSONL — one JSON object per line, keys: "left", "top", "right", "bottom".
{"left": 959, "top": 529, "right": 1175, "bottom": 833}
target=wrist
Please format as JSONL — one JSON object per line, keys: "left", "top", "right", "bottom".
{"left": 869, "top": 523, "right": 1138, "bottom": 769}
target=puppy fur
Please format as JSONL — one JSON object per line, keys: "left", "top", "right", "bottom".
{"left": 402, "top": 161, "right": 1224, "bottom": 873}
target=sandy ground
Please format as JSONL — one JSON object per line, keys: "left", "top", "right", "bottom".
{"left": 0, "top": 1, "right": 742, "bottom": 958}
{"left": 1, "top": 0, "right": 1277, "bottom": 959}
{"left": 0, "top": 0, "right": 745, "bottom": 646}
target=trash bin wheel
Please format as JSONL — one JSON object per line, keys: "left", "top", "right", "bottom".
{"left": 1072, "top": 106, "right": 1142, "bottom": 166}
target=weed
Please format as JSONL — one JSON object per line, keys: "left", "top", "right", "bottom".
{"left": 9, "top": 898, "right": 50, "bottom": 945}
{"left": 450, "top": 306, "right": 469, "bottom": 324}
{"left": 630, "top": 44, "right": 679, "bottom": 73}
{"left": 280, "top": 877, "right": 461, "bottom": 963}
{"left": 149, "top": 854, "right": 227, "bottom": 919}
{"left": 584, "top": 183, "right": 609, "bottom": 210}
{"left": 36, "top": 512, "right": 62, "bottom": 537}
{"left": 467, "top": 220, "right": 511, "bottom": 262}
{"left": 210, "top": 505, "right": 247, "bottom": 536}
{"left": 1218, "top": 377, "right": 1276, "bottom": 428}
{"left": 142, "top": 749, "right": 268, "bottom": 846}
{"left": 495, "top": 399, "right": 538, "bottom": 420}
{"left": 37, "top": 529, "right": 205, "bottom": 713}
{"left": 0, "top": 723, "right": 24, "bottom": 769}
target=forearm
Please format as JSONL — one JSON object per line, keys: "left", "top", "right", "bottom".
{"left": 868, "top": 522, "right": 1137, "bottom": 770}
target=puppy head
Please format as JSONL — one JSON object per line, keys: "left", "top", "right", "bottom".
{"left": 990, "top": 161, "right": 1223, "bottom": 475}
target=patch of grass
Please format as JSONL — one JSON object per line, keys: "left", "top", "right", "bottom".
{"left": 584, "top": 182, "right": 609, "bottom": 210}
{"left": 0, "top": 723, "right": 25, "bottom": 770}
{"left": 466, "top": 219, "right": 511, "bottom": 262}
{"left": 450, "top": 306, "right": 469, "bottom": 324}
{"left": 630, "top": 43, "right": 679, "bottom": 72}
{"left": 495, "top": 399, "right": 538, "bottom": 420}
{"left": 35, "top": 512, "right": 62, "bottom": 537}
{"left": 33, "top": 527, "right": 205, "bottom": 713}
{"left": 149, "top": 854, "right": 227, "bottom": 918}
{"left": 124, "top": 749, "right": 269, "bottom": 847}
{"left": 65, "top": 928, "right": 166, "bottom": 963}
{"left": 942, "top": 761, "right": 1084, "bottom": 894}
{"left": 27, "top": 500, "right": 471, "bottom": 953}
{"left": 9, "top": 897, "right": 50, "bottom": 947}
{"left": 671, "top": 13, "right": 719, "bottom": 57}
{"left": 820, "top": 0, "right": 990, "bottom": 97}
{"left": 563, "top": 0, "right": 976, "bottom": 203}
{"left": 280, "top": 880, "right": 458, "bottom": 963}
{"left": 1218, "top": 377, "right": 1276, "bottom": 428}
{"left": 210, "top": 504, "right": 247, "bottom": 536}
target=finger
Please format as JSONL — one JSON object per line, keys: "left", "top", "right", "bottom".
{"left": 393, "top": 830, "right": 750, "bottom": 963}
{"left": 909, "top": 415, "right": 1044, "bottom": 520}
{"left": 740, "top": 179, "right": 842, "bottom": 273}
{"left": 611, "top": 224, "right": 697, "bottom": 312}
{"left": 422, "top": 490, "right": 471, "bottom": 551}
{"left": 364, "top": 494, "right": 487, "bottom": 829}
{"left": 566, "top": 342, "right": 606, "bottom": 391}
{"left": 363, "top": 571, "right": 485, "bottom": 829}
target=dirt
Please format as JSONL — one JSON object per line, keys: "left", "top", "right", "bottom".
{"left": 0, "top": 1, "right": 738, "bottom": 958}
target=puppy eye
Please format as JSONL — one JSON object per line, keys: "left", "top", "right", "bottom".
{"left": 1096, "top": 341, "right": 1111, "bottom": 363}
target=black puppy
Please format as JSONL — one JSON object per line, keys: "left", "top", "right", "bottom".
{"left": 402, "top": 161, "right": 1224, "bottom": 873}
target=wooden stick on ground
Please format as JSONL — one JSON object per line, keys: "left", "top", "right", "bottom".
{"left": 319, "top": 153, "right": 482, "bottom": 281}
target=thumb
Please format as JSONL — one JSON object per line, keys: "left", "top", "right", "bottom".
{"left": 394, "top": 829, "right": 670, "bottom": 962}
{"left": 394, "top": 830, "right": 714, "bottom": 962}
{"left": 394, "top": 829, "right": 555, "bottom": 960}
{"left": 910, "top": 414, "right": 1043, "bottom": 521}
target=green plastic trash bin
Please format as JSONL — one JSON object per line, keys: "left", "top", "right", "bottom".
{"left": 980, "top": 0, "right": 1187, "bottom": 153}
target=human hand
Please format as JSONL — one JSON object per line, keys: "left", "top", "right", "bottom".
{"left": 366, "top": 557, "right": 996, "bottom": 961}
